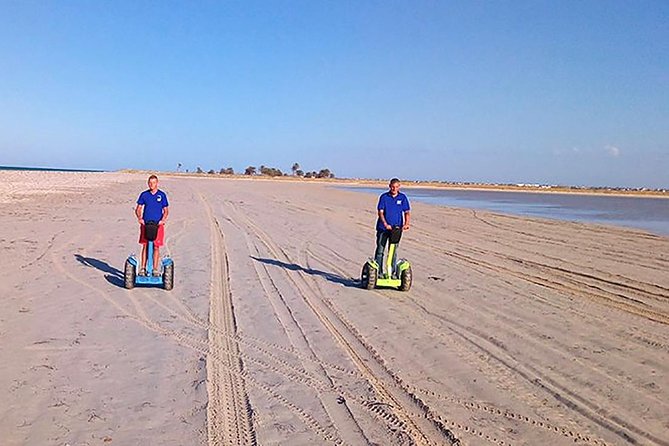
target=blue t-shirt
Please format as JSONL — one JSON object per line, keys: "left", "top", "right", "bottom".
{"left": 137, "top": 189, "right": 169, "bottom": 222}
{"left": 376, "top": 191, "right": 410, "bottom": 232}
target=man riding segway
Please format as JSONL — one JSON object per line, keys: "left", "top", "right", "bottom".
{"left": 124, "top": 174, "right": 174, "bottom": 290}
{"left": 361, "top": 178, "right": 412, "bottom": 291}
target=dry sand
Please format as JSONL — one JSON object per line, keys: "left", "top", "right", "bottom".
{"left": 1, "top": 171, "right": 667, "bottom": 446}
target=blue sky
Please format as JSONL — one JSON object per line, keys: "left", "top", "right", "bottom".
{"left": 1, "top": 1, "right": 667, "bottom": 188}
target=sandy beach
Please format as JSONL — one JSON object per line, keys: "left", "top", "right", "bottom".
{"left": 1, "top": 170, "right": 667, "bottom": 446}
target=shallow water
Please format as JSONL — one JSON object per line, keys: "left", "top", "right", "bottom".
{"left": 344, "top": 187, "right": 669, "bottom": 236}
{"left": 0, "top": 165, "right": 103, "bottom": 172}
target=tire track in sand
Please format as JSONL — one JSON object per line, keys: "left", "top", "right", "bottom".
{"left": 220, "top": 202, "right": 372, "bottom": 446}
{"left": 223, "top": 200, "right": 461, "bottom": 446}
{"left": 199, "top": 193, "right": 256, "bottom": 446}
{"left": 49, "top": 218, "right": 343, "bottom": 445}
{"left": 306, "top": 243, "right": 614, "bottom": 446}
{"left": 308, "top": 244, "right": 669, "bottom": 446}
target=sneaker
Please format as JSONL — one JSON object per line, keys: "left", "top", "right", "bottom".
{"left": 139, "top": 268, "right": 147, "bottom": 276}
{"left": 152, "top": 270, "right": 161, "bottom": 277}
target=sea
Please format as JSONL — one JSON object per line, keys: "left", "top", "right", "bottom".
{"left": 0, "top": 165, "right": 104, "bottom": 173}
{"left": 344, "top": 187, "right": 669, "bottom": 237}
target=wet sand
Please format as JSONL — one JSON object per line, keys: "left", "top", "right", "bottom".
{"left": 1, "top": 171, "right": 668, "bottom": 445}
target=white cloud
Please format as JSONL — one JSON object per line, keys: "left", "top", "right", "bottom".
{"left": 605, "top": 145, "right": 621, "bottom": 157}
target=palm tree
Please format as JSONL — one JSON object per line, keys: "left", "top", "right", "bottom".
{"left": 317, "top": 168, "right": 331, "bottom": 178}
{"left": 291, "top": 162, "right": 300, "bottom": 175}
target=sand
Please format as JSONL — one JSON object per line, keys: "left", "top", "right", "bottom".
{"left": 0, "top": 171, "right": 667, "bottom": 446}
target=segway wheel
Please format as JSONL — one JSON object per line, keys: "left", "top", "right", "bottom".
{"left": 163, "top": 263, "right": 174, "bottom": 291}
{"left": 124, "top": 259, "right": 135, "bottom": 290}
{"left": 361, "top": 263, "right": 377, "bottom": 290}
{"left": 400, "top": 266, "right": 412, "bottom": 292}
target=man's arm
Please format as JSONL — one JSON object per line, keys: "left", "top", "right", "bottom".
{"left": 135, "top": 204, "right": 144, "bottom": 225}
{"left": 378, "top": 210, "right": 391, "bottom": 230}
{"left": 403, "top": 211, "right": 411, "bottom": 230}
{"left": 160, "top": 206, "right": 169, "bottom": 225}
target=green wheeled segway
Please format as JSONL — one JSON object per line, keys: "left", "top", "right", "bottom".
{"left": 361, "top": 226, "right": 412, "bottom": 291}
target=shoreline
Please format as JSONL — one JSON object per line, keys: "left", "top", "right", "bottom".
{"left": 128, "top": 170, "right": 669, "bottom": 199}
{"left": 3, "top": 166, "right": 666, "bottom": 198}
{"left": 2, "top": 171, "right": 666, "bottom": 238}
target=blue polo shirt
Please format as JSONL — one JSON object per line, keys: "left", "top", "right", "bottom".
{"left": 376, "top": 191, "right": 410, "bottom": 232}
{"left": 137, "top": 189, "right": 169, "bottom": 222}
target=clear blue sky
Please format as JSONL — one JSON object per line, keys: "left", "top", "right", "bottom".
{"left": 1, "top": 1, "right": 667, "bottom": 188}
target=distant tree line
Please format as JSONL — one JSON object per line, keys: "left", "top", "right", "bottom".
{"left": 181, "top": 162, "right": 334, "bottom": 179}
{"left": 192, "top": 166, "right": 235, "bottom": 175}
{"left": 288, "top": 162, "right": 334, "bottom": 178}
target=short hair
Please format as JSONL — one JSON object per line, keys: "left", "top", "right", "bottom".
{"left": 389, "top": 178, "right": 400, "bottom": 185}
{"left": 148, "top": 174, "right": 158, "bottom": 182}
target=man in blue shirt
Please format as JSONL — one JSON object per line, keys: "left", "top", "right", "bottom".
{"left": 375, "top": 178, "right": 411, "bottom": 277}
{"left": 135, "top": 175, "right": 170, "bottom": 276}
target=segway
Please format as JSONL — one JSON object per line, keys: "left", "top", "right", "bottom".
{"left": 124, "top": 221, "right": 174, "bottom": 290}
{"left": 361, "top": 226, "right": 412, "bottom": 291}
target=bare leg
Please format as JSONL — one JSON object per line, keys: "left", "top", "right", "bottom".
{"left": 153, "top": 247, "right": 160, "bottom": 273}
{"left": 141, "top": 244, "right": 147, "bottom": 273}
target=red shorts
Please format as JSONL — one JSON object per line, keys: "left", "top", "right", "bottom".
{"left": 139, "top": 224, "right": 165, "bottom": 247}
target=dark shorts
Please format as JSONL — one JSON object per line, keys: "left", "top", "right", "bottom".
{"left": 139, "top": 224, "right": 165, "bottom": 247}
